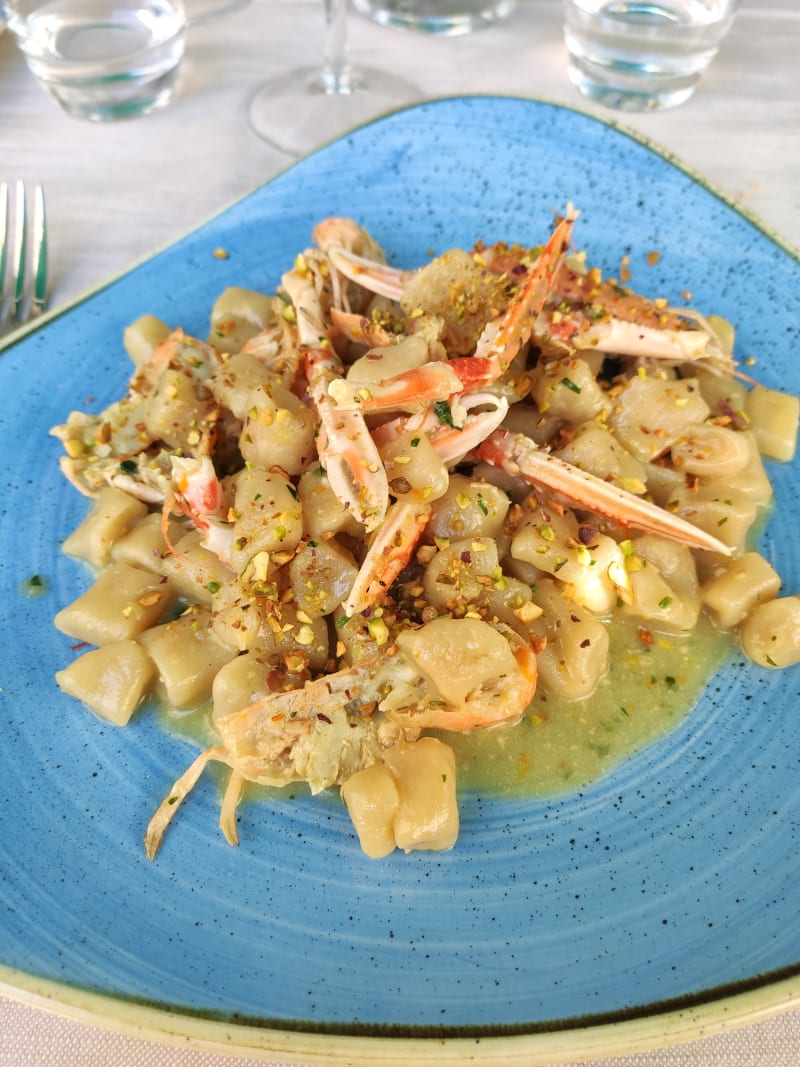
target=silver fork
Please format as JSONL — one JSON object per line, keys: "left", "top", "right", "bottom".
{"left": 0, "top": 180, "right": 48, "bottom": 332}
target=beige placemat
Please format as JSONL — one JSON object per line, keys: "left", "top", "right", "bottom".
{"left": 2, "top": 995, "right": 800, "bottom": 1066}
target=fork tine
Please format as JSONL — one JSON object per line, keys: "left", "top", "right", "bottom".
{"left": 0, "top": 182, "right": 48, "bottom": 332}
{"left": 0, "top": 182, "right": 8, "bottom": 298}
{"left": 13, "top": 179, "right": 28, "bottom": 321}
{"left": 30, "top": 184, "right": 48, "bottom": 318}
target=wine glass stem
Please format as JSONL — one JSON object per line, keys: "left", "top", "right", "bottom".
{"left": 321, "top": 0, "right": 355, "bottom": 94}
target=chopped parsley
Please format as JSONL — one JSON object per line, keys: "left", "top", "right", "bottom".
{"left": 434, "top": 400, "right": 456, "bottom": 428}
{"left": 20, "top": 573, "right": 48, "bottom": 598}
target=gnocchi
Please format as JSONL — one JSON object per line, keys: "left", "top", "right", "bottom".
{"left": 50, "top": 212, "right": 800, "bottom": 861}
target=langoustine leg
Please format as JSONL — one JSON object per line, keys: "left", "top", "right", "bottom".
{"left": 282, "top": 257, "right": 390, "bottom": 531}
{"left": 476, "top": 429, "right": 733, "bottom": 557}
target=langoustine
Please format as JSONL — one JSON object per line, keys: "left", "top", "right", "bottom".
{"left": 326, "top": 225, "right": 737, "bottom": 377}
{"left": 145, "top": 617, "right": 537, "bottom": 859}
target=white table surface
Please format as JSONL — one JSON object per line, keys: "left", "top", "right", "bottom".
{"left": 1, "top": 0, "right": 799, "bottom": 1063}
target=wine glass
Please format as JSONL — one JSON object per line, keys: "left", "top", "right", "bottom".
{"left": 247, "top": 0, "right": 420, "bottom": 158}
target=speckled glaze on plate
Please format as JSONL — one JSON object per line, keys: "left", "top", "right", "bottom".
{"left": 1, "top": 97, "right": 800, "bottom": 1064}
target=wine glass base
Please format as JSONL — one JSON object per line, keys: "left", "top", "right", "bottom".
{"left": 185, "top": 0, "right": 251, "bottom": 25}
{"left": 247, "top": 65, "right": 419, "bottom": 157}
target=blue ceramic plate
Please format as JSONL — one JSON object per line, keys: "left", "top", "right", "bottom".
{"left": 1, "top": 97, "right": 800, "bottom": 1064}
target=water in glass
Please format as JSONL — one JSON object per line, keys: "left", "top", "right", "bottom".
{"left": 563, "top": 0, "right": 739, "bottom": 111}
{"left": 352, "top": 0, "right": 517, "bottom": 36}
{"left": 5, "top": 0, "right": 186, "bottom": 120}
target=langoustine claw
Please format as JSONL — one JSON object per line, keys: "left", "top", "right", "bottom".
{"left": 326, "top": 209, "right": 578, "bottom": 413}
{"left": 476, "top": 429, "right": 733, "bottom": 557}
{"left": 329, "top": 225, "right": 736, "bottom": 376}
{"left": 343, "top": 393, "right": 510, "bottom": 616}
{"left": 164, "top": 444, "right": 235, "bottom": 564}
{"left": 282, "top": 258, "right": 390, "bottom": 532}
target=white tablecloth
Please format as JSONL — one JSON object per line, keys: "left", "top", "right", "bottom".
{"left": 1, "top": 0, "right": 799, "bottom": 1062}
{"left": 2, "top": 991, "right": 800, "bottom": 1066}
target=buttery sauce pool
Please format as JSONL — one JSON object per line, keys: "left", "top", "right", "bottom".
{"left": 157, "top": 614, "right": 731, "bottom": 805}
{"left": 444, "top": 615, "right": 731, "bottom": 797}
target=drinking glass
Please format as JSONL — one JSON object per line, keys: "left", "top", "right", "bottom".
{"left": 247, "top": 0, "right": 419, "bottom": 158}
{"left": 1, "top": 0, "right": 187, "bottom": 120}
{"left": 563, "top": 0, "right": 740, "bottom": 112}
{"left": 184, "top": 0, "right": 247, "bottom": 23}
{"left": 352, "top": 0, "right": 516, "bottom": 36}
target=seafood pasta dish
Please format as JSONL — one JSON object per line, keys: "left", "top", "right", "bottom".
{"left": 51, "top": 209, "right": 800, "bottom": 860}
